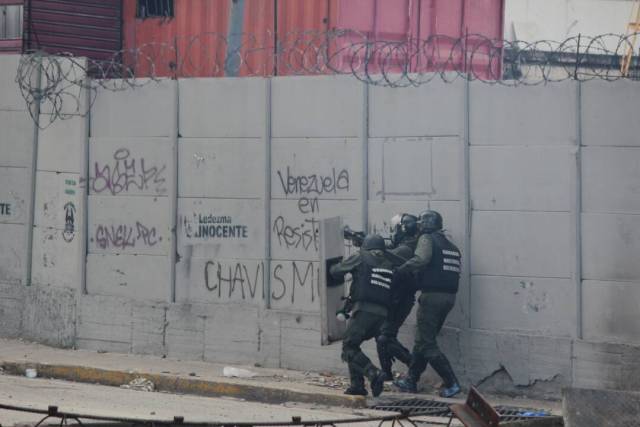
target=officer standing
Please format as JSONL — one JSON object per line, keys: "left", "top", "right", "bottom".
{"left": 376, "top": 213, "right": 420, "bottom": 380}
{"left": 393, "top": 210, "right": 462, "bottom": 398}
{"left": 329, "top": 234, "right": 401, "bottom": 397}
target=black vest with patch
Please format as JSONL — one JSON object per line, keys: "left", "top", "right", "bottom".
{"left": 353, "top": 252, "right": 395, "bottom": 307}
{"left": 419, "top": 232, "right": 461, "bottom": 294}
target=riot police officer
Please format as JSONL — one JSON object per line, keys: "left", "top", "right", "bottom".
{"left": 329, "top": 234, "right": 401, "bottom": 397}
{"left": 376, "top": 213, "right": 420, "bottom": 380}
{"left": 394, "top": 210, "right": 462, "bottom": 398}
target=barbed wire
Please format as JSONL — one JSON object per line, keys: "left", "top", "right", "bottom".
{"left": 15, "top": 30, "right": 640, "bottom": 127}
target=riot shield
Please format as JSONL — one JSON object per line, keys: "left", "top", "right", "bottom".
{"left": 319, "top": 216, "right": 347, "bottom": 345}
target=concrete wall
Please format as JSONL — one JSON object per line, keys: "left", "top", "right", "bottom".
{"left": 2, "top": 54, "right": 640, "bottom": 397}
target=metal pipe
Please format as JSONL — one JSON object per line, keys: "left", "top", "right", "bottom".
{"left": 361, "top": 82, "right": 369, "bottom": 231}
{"left": 169, "top": 79, "right": 179, "bottom": 303}
{"left": 225, "top": 0, "right": 245, "bottom": 77}
{"left": 23, "top": 53, "right": 41, "bottom": 287}
{"left": 575, "top": 81, "right": 584, "bottom": 340}
{"left": 463, "top": 78, "right": 472, "bottom": 330}
{"left": 264, "top": 78, "right": 272, "bottom": 308}
{"left": 80, "top": 71, "right": 90, "bottom": 295}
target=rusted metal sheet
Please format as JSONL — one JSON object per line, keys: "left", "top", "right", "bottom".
{"left": 24, "top": 0, "right": 121, "bottom": 60}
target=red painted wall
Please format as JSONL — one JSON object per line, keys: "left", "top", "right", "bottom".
{"left": 122, "top": 0, "right": 504, "bottom": 78}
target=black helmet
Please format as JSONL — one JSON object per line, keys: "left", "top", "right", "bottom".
{"left": 362, "top": 234, "right": 386, "bottom": 251}
{"left": 418, "top": 210, "right": 443, "bottom": 233}
{"left": 401, "top": 214, "right": 418, "bottom": 236}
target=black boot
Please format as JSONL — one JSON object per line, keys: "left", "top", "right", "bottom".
{"left": 376, "top": 337, "right": 393, "bottom": 381}
{"left": 430, "top": 354, "right": 461, "bottom": 398}
{"left": 394, "top": 353, "right": 427, "bottom": 393}
{"left": 365, "top": 365, "right": 386, "bottom": 398}
{"left": 345, "top": 367, "right": 368, "bottom": 396}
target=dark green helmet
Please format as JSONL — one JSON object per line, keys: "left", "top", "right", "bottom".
{"left": 362, "top": 234, "right": 386, "bottom": 251}
{"left": 418, "top": 210, "right": 443, "bottom": 233}
{"left": 401, "top": 214, "right": 418, "bottom": 236}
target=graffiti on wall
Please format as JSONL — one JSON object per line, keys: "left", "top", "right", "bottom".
{"left": 83, "top": 148, "right": 167, "bottom": 195}
{"left": 92, "top": 222, "right": 161, "bottom": 250}
{"left": 273, "top": 166, "right": 350, "bottom": 253}
{"left": 203, "top": 259, "right": 320, "bottom": 306}
{"left": 183, "top": 213, "right": 249, "bottom": 240}
{"left": 62, "top": 202, "right": 76, "bottom": 243}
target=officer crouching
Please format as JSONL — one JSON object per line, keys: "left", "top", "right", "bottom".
{"left": 329, "top": 234, "right": 402, "bottom": 397}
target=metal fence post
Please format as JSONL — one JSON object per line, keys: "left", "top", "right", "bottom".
{"left": 361, "top": 81, "right": 369, "bottom": 231}
{"left": 575, "top": 81, "right": 584, "bottom": 340}
{"left": 170, "top": 79, "right": 179, "bottom": 303}
{"left": 464, "top": 78, "right": 472, "bottom": 330}
{"left": 23, "top": 55, "right": 42, "bottom": 287}
{"left": 264, "top": 78, "right": 272, "bottom": 308}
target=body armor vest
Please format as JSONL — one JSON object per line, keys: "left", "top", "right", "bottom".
{"left": 420, "top": 232, "right": 461, "bottom": 294}
{"left": 353, "top": 254, "right": 395, "bottom": 307}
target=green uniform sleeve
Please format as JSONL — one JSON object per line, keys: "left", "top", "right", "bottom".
{"left": 397, "top": 233, "right": 433, "bottom": 275}
{"left": 329, "top": 252, "right": 362, "bottom": 280}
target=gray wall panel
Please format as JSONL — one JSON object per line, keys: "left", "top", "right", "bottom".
{"left": 204, "top": 304, "right": 260, "bottom": 364}
{"left": 88, "top": 138, "right": 172, "bottom": 197}
{"left": 76, "top": 294, "right": 133, "bottom": 353}
{"left": 0, "top": 223, "right": 25, "bottom": 285}
{"left": 0, "top": 167, "right": 28, "bottom": 224}
{"left": 471, "top": 211, "right": 573, "bottom": 278}
{"left": 176, "top": 258, "right": 264, "bottom": 305}
{"left": 0, "top": 283, "right": 25, "bottom": 337}
{"left": 34, "top": 171, "right": 82, "bottom": 229}
{"left": 88, "top": 196, "right": 170, "bottom": 255}
{"left": 178, "top": 139, "right": 264, "bottom": 199}
{"left": 179, "top": 78, "right": 266, "bottom": 138}
{"left": 270, "top": 199, "right": 360, "bottom": 261}
{"left": 583, "top": 280, "right": 640, "bottom": 344}
{"left": 0, "top": 111, "right": 33, "bottom": 167}
{"left": 369, "top": 137, "right": 461, "bottom": 201}
{"left": 271, "top": 76, "right": 362, "bottom": 138}
{"left": 582, "top": 213, "right": 640, "bottom": 282}
{"left": 582, "top": 80, "right": 640, "bottom": 147}
{"left": 470, "top": 81, "right": 577, "bottom": 146}
{"left": 31, "top": 226, "right": 82, "bottom": 288}
{"left": 471, "top": 146, "right": 573, "bottom": 212}
{"left": 37, "top": 115, "right": 86, "bottom": 173}
{"left": 165, "top": 305, "right": 205, "bottom": 360}
{"left": 269, "top": 261, "right": 321, "bottom": 312}
{"left": 471, "top": 275, "right": 575, "bottom": 337}
{"left": 178, "top": 198, "right": 265, "bottom": 260}
{"left": 0, "top": 55, "right": 25, "bottom": 110}
{"left": 369, "top": 80, "right": 464, "bottom": 137}
{"left": 582, "top": 147, "right": 640, "bottom": 213}
{"left": 86, "top": 254, "right": 169, "bottom": 302}
{"left": 21, "top": 286, "right": 76, "bottom": 348}
{"left": 91, "top": 79, "right": 176, "bottom": 138}
{"left": 271, "top": 138, "right": 361, "bottom": 200}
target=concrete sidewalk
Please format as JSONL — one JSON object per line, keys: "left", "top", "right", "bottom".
{"left": 0, "top": 338, "right": 365, "bottom": 408}
{"left": 0, "top": 338, "right": 562, "bottom": 416}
